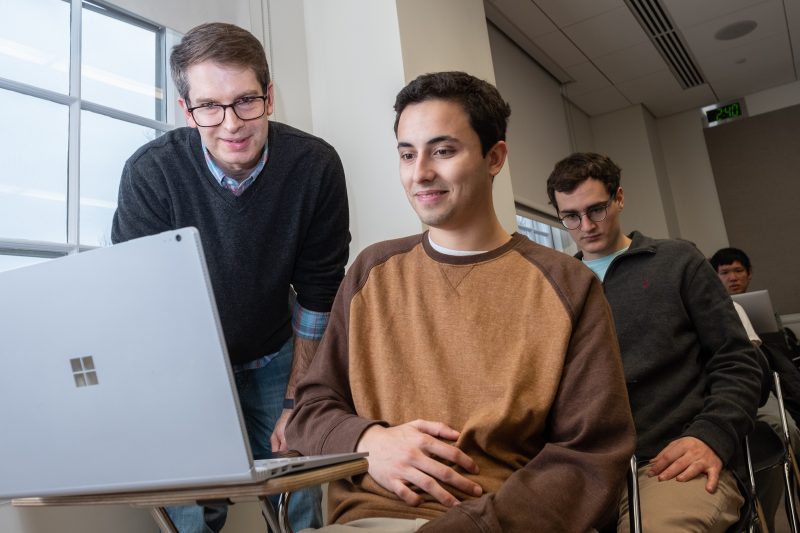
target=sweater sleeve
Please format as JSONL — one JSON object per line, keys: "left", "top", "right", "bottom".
{"left": 290, "top": 147, "right": 350, "bottom": 313}
{"left": 286, "top": 252, "right": 384, "bottom": 454}
{"left": 419, "top": 276, "right": 636, "bottom": 532}
{"left": 111, "top": 157, "right": 172, "bottom": 244}
{"left": 680, "top": 251, "right": 762, "bottom": 463}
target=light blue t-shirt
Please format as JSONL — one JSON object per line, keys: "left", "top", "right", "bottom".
{"left": 583, "top": 248, "right": 628, "bottom": 282}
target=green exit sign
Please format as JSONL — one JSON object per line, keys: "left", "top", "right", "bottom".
{"left": 702, "top": 100, "right": 747, "bottom": 127}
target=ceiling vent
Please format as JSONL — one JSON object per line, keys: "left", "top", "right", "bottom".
{"left": 624, "top": 0, "right": 706, "bottom": 89}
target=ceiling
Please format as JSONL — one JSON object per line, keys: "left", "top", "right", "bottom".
{"left": 484, "top": 0, "right": 800, "bottom": 117}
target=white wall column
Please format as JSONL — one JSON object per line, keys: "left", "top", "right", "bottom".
{"left": 276, "top": 0, "right": 518, "bottom": 258}
{"left": 591, "top": 105, "right": 675, "bottom": 240}
{"left": 395, "top": 0, "right": 517, "bottom": 235}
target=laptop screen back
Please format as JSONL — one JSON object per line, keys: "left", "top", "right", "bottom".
{"left": 0, "top": 228, "right": 256, "bottom": 498}
{"left": 731, "top": 290, "right": 780, "bottom": 335}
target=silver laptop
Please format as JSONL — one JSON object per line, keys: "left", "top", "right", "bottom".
{"left": 732, "top": 289, "right": 780, "bottom": 334}
{"left": 0, "top": 227, "right": 364, "bottom": 498}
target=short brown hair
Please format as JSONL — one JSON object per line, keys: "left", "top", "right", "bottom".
{"left": 170, "top": 22, "right": 270, "bottom": 102}
{"left": 546, "top": 152, "right": 621, "bottom": 210}
{"left": 393, "top": 72, "right": 510, "bottom": 157}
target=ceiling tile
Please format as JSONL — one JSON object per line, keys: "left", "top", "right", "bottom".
{"left": 699, "top": 33, "right": 792, "bottom": 81}
{"left": 682, "top": 1, "right": 788, "bottom": 61}
{"left": 708, "top": 53, "right": 796, "bottom": 101}
{"left": 616, "top": 69, "right": 716, "bottom": 116}
{"left": 488, "top": 0, "right": 558, "bottom": 37}
{"left": 593, "top": 41, "right": 665, "bottom": 83}
{"left": 563, "top": 5, "right": 648, "bottom": 58}
{"left": 532, "top": 31, "right": 587, "bottom": 68}
{"left": 564, "top": 62, "right": 612, "bottom": 97}
{"left": 662, "top": 0, "right": 774, "bottom": 29}
{"left": 532, "top": 0, "right": 623, "bottom": 27}
{"left": 616, "top": 69, "right": 682, "bottom": 103}
{"left": 567, "top": 85, "right": 631, "bottom": 116}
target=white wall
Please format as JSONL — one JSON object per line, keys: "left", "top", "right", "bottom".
{"left": 590, "top": 105, "right": 671, "bottom": 239}
{"left": 395, "top": 0, "right": 518, "bottom": 235}
{"left": 653, "top": 78, "right": 800, "bottom": 256}
{"left": 656, "top": 109, "right": 729, "bottom": 255}
{"left": 745, "top": 80, "right": 800, "bottom": 117}
{"left": 643, "top": 110, "right": 679, "bottom": 239}
{"left": 566, "top": 101, "right": 595, "bottom": 153}
{"left": 106, "top": 0, "right": 256, "bottom": 34}
{"left": 488, "top": 24, "right": 572, "bottom": 216}
{"left": 302, "top": 0, "right": 416, "bottom": 257}
{"left": 264, "top": 0, "right": 313, "bottom": 132}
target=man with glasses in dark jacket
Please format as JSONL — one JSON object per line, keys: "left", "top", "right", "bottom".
{"left": 547, "top": 152, "right": 761, "bottom": 532}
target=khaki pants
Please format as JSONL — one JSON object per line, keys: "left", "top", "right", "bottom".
{"left": 617, "top": 465, "right": 743, "bottom": 532}
{"left": 300, "top": 517, "right": 429, "bottom": 532}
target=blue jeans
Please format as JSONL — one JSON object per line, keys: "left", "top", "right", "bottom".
{"left": 166, "top": 339, "right": 323, "bottom": 532}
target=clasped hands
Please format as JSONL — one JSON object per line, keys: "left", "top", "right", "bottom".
{"left": 356, "top": 419, "right": 482, "bottom": 507}
{"left": 648, "top": 436, "right": 723, "bottom": 493}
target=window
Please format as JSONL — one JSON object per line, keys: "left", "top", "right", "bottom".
{"left": 0, "top": 0, "right": 175, "bottom": 272}
{"left": 516, "top": 206, "right": 577, "bottom": 256}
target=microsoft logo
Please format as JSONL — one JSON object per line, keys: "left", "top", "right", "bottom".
{"left": 70, "top": 356, "right": 99, "bottom": 388}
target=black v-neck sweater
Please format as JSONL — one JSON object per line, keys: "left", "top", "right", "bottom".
{"left": 112, "top": 122, "right": 350, "bottom": 364}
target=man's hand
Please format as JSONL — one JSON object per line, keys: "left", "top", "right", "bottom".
{"left": 356, "top": 419, "right": 482, "bottom": 507}
{"left": 648, "top": 436, "right": 723, "bottom": 493}
{"left": 270, "top": 408, "right": 292, "bottom": 452}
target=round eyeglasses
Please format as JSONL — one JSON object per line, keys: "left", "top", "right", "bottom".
{"left": 186, "top": 95, "right": 268, "bottom": 127}
{"left": 559, "top": 193, "right": 616, "bottom": 230}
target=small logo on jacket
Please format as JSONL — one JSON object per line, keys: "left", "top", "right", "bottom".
{"left": 70, "top": 356, "right": 99, "bottom": 387}
{"left": 642, "top": 279, "right": 650, "bottom": 289}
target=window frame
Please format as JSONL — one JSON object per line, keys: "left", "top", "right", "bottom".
{"left": 515, "top": 202, "right": 578, "bottom": 256}
{"left": 0, "top": 0, "right": 178, "bottom": 262}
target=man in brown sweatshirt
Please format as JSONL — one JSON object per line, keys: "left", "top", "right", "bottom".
{"left": 286, "top": 71, "right": 636, "bottom": 532}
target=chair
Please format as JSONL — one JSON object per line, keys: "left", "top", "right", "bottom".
{"left": 770, "top": 371, "right": 800, "bottom": 531}
{"left": 627, "top": 455, "right": 642, "bottom": 533}
{"left": 740, "top": 371, "right": 800, "bottom": 533}
{"left": 624, "top": 429, "right": 772, "bottom": 533}
{"left": 745, "top": 420, "right": 787, "bottom": 532}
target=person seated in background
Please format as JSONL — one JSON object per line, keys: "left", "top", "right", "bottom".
{"left": 710, "top": 247, "right": 752, "bottom": 295}
{"left": 547, "top": 152, "right": 762, "bottom": 532}
{"left": 711, "top": 247, "right": 800, "bottom": 425}
{"left": 710, "top": 247, "right": 800, "bottom": 357}
{"left": 285, "top": 72, "right": 636, "bottom": 532}
{"left": 710, "top": 248, "right": 800, "bottom": 532}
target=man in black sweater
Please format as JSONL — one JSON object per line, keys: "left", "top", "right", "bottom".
{"left": 111, "top": 22, "right": 349, "bottom": 532}
{"left": 547, "top": 152, "right": 761, "bottom": 532}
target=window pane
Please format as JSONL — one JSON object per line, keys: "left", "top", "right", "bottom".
{"left": 0, "top": 0, "right": 70, "bottom": 93}
{"left": 0, "top": 89, "right": 68, "bottom": 242}
{"left": 0, "top": 255, "right": 50, "bottom": 273}
{"left": 82, "top": 7, "right": 161, "bottom": 119}
{"left": 516, "top": 214, "right": 577, "bottom": 255}
{"left": 80, "top": 111, "right": 158, "bottom": 246}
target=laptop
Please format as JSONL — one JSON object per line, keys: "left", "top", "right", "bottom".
{"left": 732, "top": 289, "right": 780, "bottom": 335}
{"left": 0, "top": 227, "right": 365, "bottom": 499}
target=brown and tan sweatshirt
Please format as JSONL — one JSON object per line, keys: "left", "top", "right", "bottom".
{"left": 286, "top": 232, "right": 635, "bottom": 532}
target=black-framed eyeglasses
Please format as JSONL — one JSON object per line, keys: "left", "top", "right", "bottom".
{"left": 558, "top": 192, "right": 617, "bottom": 230}
{"left": 186, "top": 95, "right": 269, "bottom": 127}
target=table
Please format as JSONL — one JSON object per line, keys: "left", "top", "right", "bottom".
{"left": 13, "top": 458, "right": 368, "bottom": 533}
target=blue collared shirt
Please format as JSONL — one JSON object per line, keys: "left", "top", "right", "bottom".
{"left": 201, "top": 141, "right": 268, "bottom": 196}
